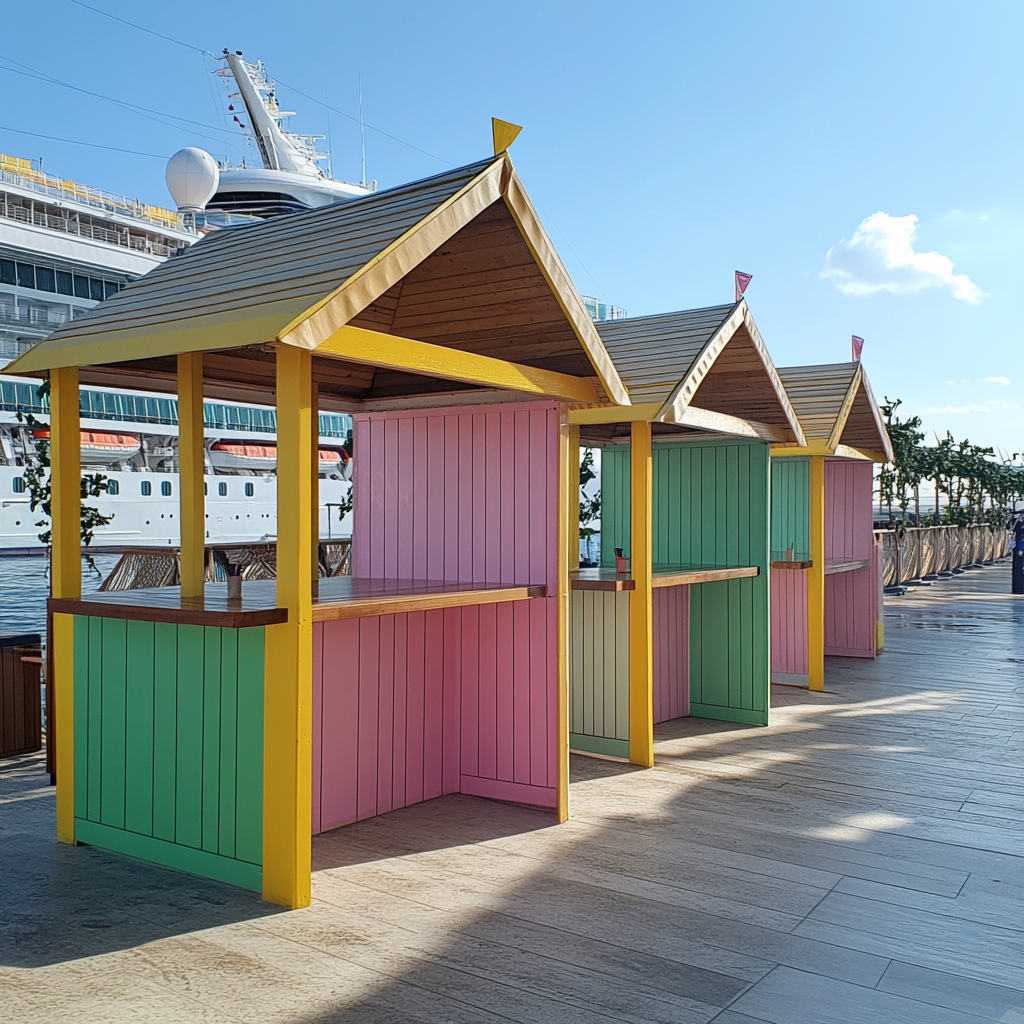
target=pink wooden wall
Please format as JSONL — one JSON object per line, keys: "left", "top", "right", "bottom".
{"left": 770, "top": 569, "right": 808, "bottom": 677}
{"left": 653, "top": 585, "right": 689, "bottom": 723}
{"left": 312, "top": 402, "right": 560, "bottom": 834}
{"left": 824, "top": 459, "right": 874, "bottom": 564}
{"left": 823, "top": 458, "right": 876, "bottom": 658}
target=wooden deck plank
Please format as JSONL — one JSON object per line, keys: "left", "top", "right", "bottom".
{"left": 2, "top": 561, "right": 1021, "bottom": 1022}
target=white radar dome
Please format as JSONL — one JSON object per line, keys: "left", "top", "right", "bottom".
{"left": 165, "top": 148, "right": 220, "bottom": 212}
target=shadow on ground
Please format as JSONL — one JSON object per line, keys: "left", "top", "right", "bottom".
{"left": 0, "top": 753, "right": 283, "bottom": 968}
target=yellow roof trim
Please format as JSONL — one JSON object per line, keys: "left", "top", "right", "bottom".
{"left": 655, "top": 301, "right": 805, "bottom": 445}
{"left": 278, "top": 158, "right": 506, "bottom": 350}
{"left": 501, "top": 164, "right": 630, "bottom": 407}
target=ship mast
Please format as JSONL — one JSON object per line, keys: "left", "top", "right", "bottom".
{"left": 221, "top": 51, "right": 327, "bottom": 177}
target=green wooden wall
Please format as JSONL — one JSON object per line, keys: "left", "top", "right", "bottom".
{"left": 600, "top": 439, "right": 771, "bottom": 726}
{"left": 569, "top": 590, "right": 630, "bottom": 759}
{"left": 73, "top": 617, "right": 264, "bottom": 890}
{"left": 770, "top": 457, "right": 810, "bottom": 561}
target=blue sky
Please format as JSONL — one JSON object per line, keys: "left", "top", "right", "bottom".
{"left": 4, "top": 1, "right": 1021, "bottom": 452}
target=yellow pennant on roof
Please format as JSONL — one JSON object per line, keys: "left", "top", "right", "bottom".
{"left": 492, "top": 118, "right": 523, "bottom": 154}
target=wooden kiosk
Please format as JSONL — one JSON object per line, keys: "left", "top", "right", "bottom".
{"left": 8, "top": 149, "right": 630, "bottom": 907}
{"left": 568, "top": 303, "right": 804, "bottom": 765}
{"left": 770, "top": 363, "right": 893, "bottom": 690}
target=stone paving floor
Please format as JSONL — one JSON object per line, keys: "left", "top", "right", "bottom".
{"left": 1, "top": 562, "right": 1022, "bottom": 1023}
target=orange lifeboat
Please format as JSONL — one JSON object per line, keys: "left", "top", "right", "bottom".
{"left": 33, "top": 429, "right": 141, "bottom": 464}
{"left": 208, "top": 442, "right": 277, "bottom": 472}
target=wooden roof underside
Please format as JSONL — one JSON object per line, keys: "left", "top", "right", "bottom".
{"left": 580, "top": 311, "right": 804, "bottom": 444}
{"left": 78, "top": 201, "right": 600, "bottom": 406}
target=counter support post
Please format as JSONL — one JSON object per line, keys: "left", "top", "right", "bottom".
{"left": 311, "top": 383, "right": 320, "bottom": 585}
{"left": 569, "top": 425, "right": 580, "bottom": 572}
{"left": 629, "top": 421, "right": 654, "bottom": 767}
{"left": 177, "top": 352, "right": 206, "bottom": 599}
{"left": 50, "top": 366, "right": 80, "bottom": 844}
{"left": 264, "top": 346, "right": 313, "bottom": 908}
{"left": 556, "top": 410, "right": 571, "bottom": 822}
{"left": 808, "top": 455, "right": 826, "bottom": 691}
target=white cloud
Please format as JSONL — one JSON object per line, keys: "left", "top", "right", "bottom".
{"left": 984, "top": 376, "right": 1012, "bottom": 386}
{"left": 821, "top": 212, "right": 985, "bottom": 303}
{"left": 921, "top": 404, "right": 991, "bottom": 415}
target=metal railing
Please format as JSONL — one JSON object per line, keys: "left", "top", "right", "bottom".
{"left": 0, "top": 199, "right": 177, "bottom": 258}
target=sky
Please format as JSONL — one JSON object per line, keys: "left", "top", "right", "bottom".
{"left": 3, "top": 1, "right": 1021, "bottom": 453}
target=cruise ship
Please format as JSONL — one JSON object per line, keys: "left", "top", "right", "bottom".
{"left": 0, "top": 52, "right": 370, "bottom": 553}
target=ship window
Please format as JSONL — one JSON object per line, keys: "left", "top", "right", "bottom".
{"left": 16, "top": 264, "right": 35, "bottom": 289}
{"left": 245, "top": 482, "right": 254, "bottom": 497}
{"left": 145, "top": 398, "right": 159, "bottom": 421}
{"left": 73, "top": 275, "right": 90, "bottom": 299}
{"left": 218, "top": 482, "right": 228, "bottom": 497}
{"left": 141, "top": 480, "right": 151, "bottom": 496}
{"left": 12, "top": 477, "right": 25, "bottom": 494}
{"left": 203, "top": 483, "right": 208, "bottom": 495}
{"left": 107, "top": 479, "right": 119, "bottom": 495}
{"left": 56, "top": 271, "right": 73, "bottom": 295}
{"left": 35, "top": 267, "right": 56, "bottom": 293}
{"left": 89, "top": 279, "right": 104, "bottom": 301}
{"left": 104, "top": 281, "right": 119, "bottom": 299}
{"left": 161, "top": 481, "right": 172, "bottom": 496}
{"left": 0, "top": 260, "right": 15, "bottom": 285}
{"left": 158, "top": 399, "right": 175, "bottom": 424}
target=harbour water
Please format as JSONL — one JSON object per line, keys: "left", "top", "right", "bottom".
{"left": 0, "top": 553, "right": 121, "bottom": 638}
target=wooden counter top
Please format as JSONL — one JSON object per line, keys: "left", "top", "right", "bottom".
{"left": 50, "top": 577, "right": 547, "bottom": 627}
{"left": 824, "top": 559, "right": 871, "bottom": 575}
{"left": 771, "top": 560, "right": 814, "bottom": 570}
{"left": 570, "top": 565, "right": 760, "bottom": 592}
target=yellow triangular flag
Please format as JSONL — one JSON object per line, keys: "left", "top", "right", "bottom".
{"left": 492, "top": 118, "right": 523, "bottom": 155}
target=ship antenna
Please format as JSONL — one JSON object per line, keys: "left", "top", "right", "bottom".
{"left": 358, "top": 73, "right": 366, "bottom": 188}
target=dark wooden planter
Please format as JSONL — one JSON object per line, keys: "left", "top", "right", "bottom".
{"left": 0, "top": 634, "right": 43, "bottom": 758}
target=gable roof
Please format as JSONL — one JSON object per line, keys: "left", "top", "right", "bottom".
{"left": 7, "top": 156, "right": 628, "bottom": 408}
{"left": 775, "top": 362, "right": 893, "bottom": 461}
{"left": 583, "top": 301, "right": 805, "bottom": 443}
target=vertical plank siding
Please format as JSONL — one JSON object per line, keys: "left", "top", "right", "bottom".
{"left": 596, "top": 439, "right": 771, "bottom": 728}
{"left": 72, "top": 616, "right": 264, "bottom": 890}
{"left": 770, "top": 458, "right": 810, "bottom": 561}
{"left": 313, "top": 402, "right": 559, "bottom": 830}
{"left": 770, "top": 568, "right": 809, "bottom": 681}
{"left": 653, "top": 585, "right": 689, "bottom": 723}
{"left": 569, "top": 591, "right": 630, "bottom": 758}
{"left": 823, "top": 458, "right": 877, "bottom": 658}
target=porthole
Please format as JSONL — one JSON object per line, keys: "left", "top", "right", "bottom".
{"left": 141, "top": 480, "right": 152, "bottom": 496}
{"left": 244, "top": 482, "right": 254, "bottom": 497}
{"left": 12, "top": 477, "right": 25, "bottom": 494}
{"left": 107, "top": 479, "right": 119, "bottom": 495}
{"left": 218, "top": 482, "right": 227, "bottom": 497}
{"left": 161, "top": 481, "right": 172, "bottom": 496}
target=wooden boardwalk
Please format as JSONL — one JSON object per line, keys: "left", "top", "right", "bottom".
{"left": 1, "top": 563, "right": 1021, "bottom": 1022}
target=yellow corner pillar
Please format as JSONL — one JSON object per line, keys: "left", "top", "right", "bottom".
{"left": 50, "top": 366, "right": 80, "bottom": 845}
{"left": 310, "top": 383, "right": 320, "bottom": 585}
{"left": 177, "top": 352, "right": 206, "bottom": 599}
{"left": 807, "top": 455, "right": 826, "bottom": 691}
{"left": 555, "top": 409, "right": 571, "bottom": 822}
{"left": 263, "top": 346, "right": 313, "bottom": 908}
{"left": 628, "top": 421, "right": 654, "bottom": 767}
{"left": 569, "top": 425, "right": 580, "bottom": 572}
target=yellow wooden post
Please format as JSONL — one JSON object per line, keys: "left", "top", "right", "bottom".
{"left": 628, "top": 420, "right": 654, "bottom": 767}
{"left": 50, "top": 366, "right": 80, "bottom": 845}
{"left": 555, "top": 409, "right": 571, "bottom": 822}
{"left": 177, "top": 352, "right": 205, "bottom": 599}
{"left": 569, "top": 425, "right": 580, "bottom": 572}
{"left": 808, "top": 455, "right": 826, "bottom": 691}
{"left": 311, "top": 383, "right": 320, "bottom": 585}
{"left": 262, "top": 346, "right": 313, "bottom": 908}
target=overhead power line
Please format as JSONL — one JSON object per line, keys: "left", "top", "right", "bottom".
{"left": 65, "top": 0, "right": 453, "bottom": 165}
{"left": 0, "top": 124, "right": 166, "bottom": 159}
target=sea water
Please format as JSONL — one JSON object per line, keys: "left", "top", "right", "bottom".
{"left": 0, "top": 553, "right": 122, "bottom": 638}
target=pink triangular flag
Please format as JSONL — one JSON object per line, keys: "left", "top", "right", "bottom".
{"left": 852, "top": 335, "right": 864, "bottom": 361}
{"left": 735, "top": 271, "right": 753, "bottom": 302}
